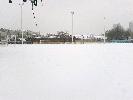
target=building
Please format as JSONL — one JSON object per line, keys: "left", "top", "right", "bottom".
{"left": 0, "top": 31, "right": 7, "bottom": 41}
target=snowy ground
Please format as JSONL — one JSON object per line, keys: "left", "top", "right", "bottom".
{"left": 0, "top": 44, "right": 133, "bottom": 100}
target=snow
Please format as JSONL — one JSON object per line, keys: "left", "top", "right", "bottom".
{"left": 0, "top": 44, "right": 133, "bottom": 100}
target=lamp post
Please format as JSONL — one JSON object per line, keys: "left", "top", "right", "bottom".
{"left": 19, "top": 3, "right": 24, "bottom": 44}
{"left": 71, "top": 11, "right": 74, "bottom": 43}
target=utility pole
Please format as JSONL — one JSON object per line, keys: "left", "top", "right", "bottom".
{"left": 71, "top": 11, "right": 74, "bottom": 43}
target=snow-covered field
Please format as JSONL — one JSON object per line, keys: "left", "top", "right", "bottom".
{"left": 0, "top": 44, "right": 133, "bottom": 100}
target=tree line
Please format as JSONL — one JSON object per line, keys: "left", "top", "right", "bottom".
{"left": 105, "top": 23, "right": 133, "bottom": 41}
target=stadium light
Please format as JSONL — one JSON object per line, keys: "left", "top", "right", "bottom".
{"left": 19, "top": 3, "right": 24, "bottom": 44}
{"left": 71, "top": 11, "right": 74, "bottom": 43}
{"left": 104, "top": 17, "right": 106, "bottom": 43}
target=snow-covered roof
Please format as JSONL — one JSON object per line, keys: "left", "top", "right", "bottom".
{"left": 19, "top": 38, "right": 26, "bottom": 41}
{"left": 48, "top": 36, "right": 57, "bottom": 38}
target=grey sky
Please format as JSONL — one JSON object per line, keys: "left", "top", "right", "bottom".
{"left": 0, "top": 0, "right": 133, "bottom": 34}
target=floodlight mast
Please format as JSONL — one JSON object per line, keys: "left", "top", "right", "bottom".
{"left": 71, "top": 11, "right": 74, "bottom": 43}
{"left": 19, "top": 3, "right": 24, "bottom": 44}
{"left": 104, "top": 17, "right": 106, "bottom": 43}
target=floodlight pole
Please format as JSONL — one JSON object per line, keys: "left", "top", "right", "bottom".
{"left": 19, "top": 3, "right": 24, "bottom": 44}
{"left": 104, "top": 17, "right": 106, "bottom": 43}
{"left": 71, "top": 11, "right": 74, "bottom": 43}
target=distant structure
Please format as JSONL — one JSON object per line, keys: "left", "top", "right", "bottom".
{"left": 129, "top": 21, "right": 133, "bottom": 32}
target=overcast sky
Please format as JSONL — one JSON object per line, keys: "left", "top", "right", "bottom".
{"left": 0, "top": 0, "right": 133, "bottom": 34}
